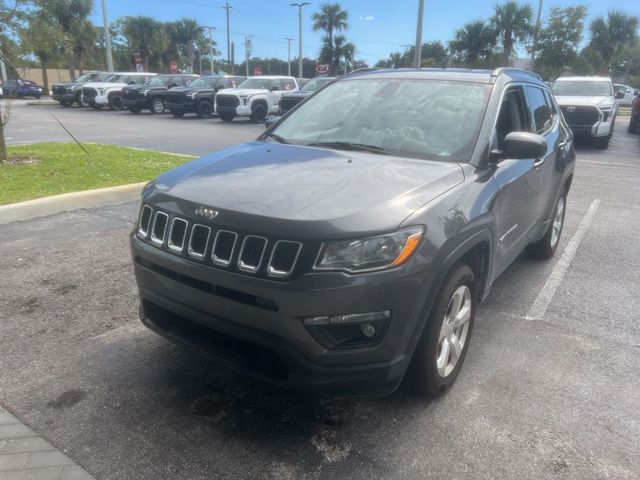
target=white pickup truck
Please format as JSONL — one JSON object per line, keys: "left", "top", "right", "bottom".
{"left": 81, "top": 72, "right": 156, "bottom": 110}
{"left": 215, "top": 76, "right": 299, "bottom": 122}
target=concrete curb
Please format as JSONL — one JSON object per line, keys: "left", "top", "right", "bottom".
{"left": 0, "top": 182, "right": 146, "bottom": 225}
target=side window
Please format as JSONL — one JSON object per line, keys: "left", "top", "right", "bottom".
{"left": 525, "top": 86, "right": 552, "bottom": 135}
{"left": 543, "top": 90, "right": 558, "bottom": 117}
{"left": 495, "top": 86, "right": 531, "bottom": 150}
{"left": 281, "top": 79, "right": 296, "bottom": 90}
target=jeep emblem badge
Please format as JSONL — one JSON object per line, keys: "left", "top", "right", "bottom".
{"left": 567, "top": 106, "right": 576, "bottom": 112}
{"left": 194, "top": 206, "right": 219, "bottom": 220}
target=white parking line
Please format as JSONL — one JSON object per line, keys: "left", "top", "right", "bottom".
{"left": 526, "top": 199, "right": 601, "bottom": 321}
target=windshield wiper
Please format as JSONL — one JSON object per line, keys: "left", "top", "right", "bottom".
{"left": 264, "top": 132, "right": 288, "bottom": 144}
{"left": 305, "top": 141, "right": 388, "bottom": 155}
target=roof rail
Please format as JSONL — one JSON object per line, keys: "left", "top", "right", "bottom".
{"left": 491, "top": 67, "right": 543, "bottom": 81}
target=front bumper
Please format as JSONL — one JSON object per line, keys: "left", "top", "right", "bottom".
{"left": 122, "top": 98, "right": 149, "bottom": 110}
{"left": 166, "top": 99, "right": 197, "bottom": 114}
{"left": 131, "top": 234, "right": 433, "bottom": 394}
{"left": 52, "top": 92, "right": 77, "bottom": 102}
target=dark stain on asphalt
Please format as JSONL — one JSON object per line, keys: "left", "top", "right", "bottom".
{"left": 53, "top": 283, "right": 78, "bottom": 296}
{"left": 47, "top": 389, "right": 87, "bottom": 409}
{"left": 18, "top": 296, "right": 39, "bottom": 314}
{"left": 552, "top": 459, "right": 569, "bottom": 474}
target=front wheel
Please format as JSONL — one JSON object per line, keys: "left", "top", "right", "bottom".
{"left": 629, "top": 119, "right": 639, "bottom": 134}
{"left": 109, "top": 94, "right": 123, "bottom": 111}
{"left": 196, "top": 101, "right": 213, "bottom": 119}
{"left": 595, "top": 135, "right": 610, "bottom": 149}
{"left": 150, "top": 98, "right": 164, "bottom": 114}
{"left": 60, "top": 100, "right": 74, "bottom": 107}
{"left": 405, "top": 263, "right": 476, "bottom": 398}
{"left": 250, "top": 103, "right": 267, "bottom": 123}
{"left": 527, "top": 190, "right": 566, "bottom": 259}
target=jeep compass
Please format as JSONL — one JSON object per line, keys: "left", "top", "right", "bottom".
{"left": 131, "top": 68, "right": 575, "bottom": 397}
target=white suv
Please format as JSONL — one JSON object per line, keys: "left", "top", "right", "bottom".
{"left": 215, "top": 76, "right": 299, "bottom": 122}
{"left": 552, "top": 76, "right": 621, "bottom": 149}
{"left": 81, "top": 72, "right": 156, "bottom": 110}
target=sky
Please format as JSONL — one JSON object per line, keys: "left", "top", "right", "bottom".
{"left": 90, "top": 0, "right": 640, "bottom": 64}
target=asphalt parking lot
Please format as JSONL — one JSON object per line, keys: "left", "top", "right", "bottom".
{"left": 1, "top": 108, "right": 640, "bottom": 479}
{"left": 3, "top": 99, "right": 264, "bottom": 156}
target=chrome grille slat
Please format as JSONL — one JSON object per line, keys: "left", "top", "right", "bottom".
{"left": 267, "top": 240, "right": 303, "bottom": 277}
{"left": 150, "top": 211, "right": 169, "bottom": 245}
{"left": 168, "top": 218, "right": 188, "bottom": 252}
{"left": 188, "top": 224, "right": 211, "bottom": 259}
{"left": 237, "top": 236, "right": 268, "bottom": 273}
{"left": 137, "top": 205, "right": 153, "bottom": 238}
{"left": 211, "top": 230, "right": 238, "bottom": 266}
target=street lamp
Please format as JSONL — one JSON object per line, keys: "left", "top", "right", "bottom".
{"left": 202, "top": 26, "right": 216, "bottom": 74}
{"left": 413, "top": 0, "right": 424, "bottom": 69}
{"left": 285, "top": 37, "right": 294, "bottom": 76}
{"left": 101, "top": 0, "right": 113, "bottom": 71}
{"left": 291, "top": 2, "right": 310, "bottom": 78}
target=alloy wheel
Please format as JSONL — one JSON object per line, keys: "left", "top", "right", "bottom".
{"left": 550, "top": 196, "right": 565, "bottom": 249}
{"left": 436, "top": 285, "right": 472, "bottom": 378}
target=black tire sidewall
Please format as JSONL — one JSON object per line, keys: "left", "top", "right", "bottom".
{"left": 109, "top": 95, "right": 123, "bottom": 110}
{"left": 251, "top": 103, "right": 267, "bottom": 123}
{"left": 151, "top": 98, "right": 164, "bottom": 114}
{"left": 197, "top": 101, "right": 213, "bottom": 118}
{"left": 406, "top": 264, "right": 476, "bottom": 397}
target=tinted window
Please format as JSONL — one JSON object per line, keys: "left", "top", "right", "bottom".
{"left": 552, "top": 81, "right": 613, "bottom": 97}
{"left": 272, "top": 79, "right": 491, "bottom": 162}
{"left": 525, "top": 86, "right": 552, "bottom": 135}
{"left": 281, "top": 79, "right": 297, "bottom": 90}
{"left": 496, "top": 87, "right": 531, "bottom": 149}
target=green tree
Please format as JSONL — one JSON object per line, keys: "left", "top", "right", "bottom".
{"left": 312, "top": 2, "right": 349, "bottom": 74}
{"left": 170, "top": 19, "right": 205, "bottom": 73}
{"left": 588, "top": 10, "right": 639, "bottom": 74}
{"left": 491, "top": 0, "right": 533, "bottom": 66}
{"left": 36, "top": 0, "right": 93, "bottom": 80}
{"left": 533, "top": 6, "right": 588, "bottom": 79}
{"left": 118, "top": 16, "right": 168, "bottom": 71}
{"left": 20, "top": 11, "right": 65, "bottom": 92}
{"left": 449, "top": 20, "right": 496, "bottom": 67}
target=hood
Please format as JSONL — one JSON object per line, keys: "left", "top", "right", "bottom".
{"left": 146, "top": 142, "right": 464, "bottom": 237}
{"left": 125, "top": 84, "right": 167, "bottom": 92}
{"left": 169, "top": 86, "right": 214, "bottom": 94}
{"left": 283, "top": 91, "right": 311, "bottom": 98}
{"left": 555, "top": 95, "right": 615, "bottom": 108}
{"left": 219, "top": 88, "right": 269, "bottom": 96}
{"left": 83, "top": 81, "right": 126, "bottom": 89}
{"left": 53, "top": 82, "right": 82, "bottom": 88}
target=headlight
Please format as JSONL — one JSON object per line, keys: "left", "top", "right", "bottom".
{"left": 314, "top": 226, "right": 424, "bottom": 272}
{"left": 187, "top": 92, "right": 198, "bottom": 99}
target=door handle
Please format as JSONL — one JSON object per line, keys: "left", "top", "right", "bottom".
{"left": 533, "top": 157, "right": 545, "bottom": 168}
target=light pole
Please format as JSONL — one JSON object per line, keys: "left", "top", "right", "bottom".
{"left": 285, "top": 37, "right": 294, "bottom": 76}
{"left": 101, "top": 0, "right": 113, "bottom": 71}
{"left": 530, "top": 0, "right": 543, "bottom": 71}
{"left": 291, "top": 2, "right": 310, "bottom": 78}
{"left": 413, "top": 0, "right": 424, "bottom": 68}
{"left": 202, "top": 26, "right": 216, "bottom": 74}
{"left": 222, "top": 1, "right": 233, "bottom": 73}
{"left": 244, "top": 35, "right": 254, "bottom": 76}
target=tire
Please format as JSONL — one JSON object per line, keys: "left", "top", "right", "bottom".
{"left": 404, "top": 263, "right": 476, "bottom": 398}
{"left": 629, "top": 119, "right": 639, "bottom": 134}
{"left": 219, "top": 113, "right": 234, "bottom": 122}
{"left": 250, "top": 102, "right": 268, "bottom": 123}
{"left": 60, "top": 100, "right": 74, "bottom": 107}
{"left": 595, "top": 136, "right": 610, "bottom": 149}
{"left": 91, "top": 103, "right": 103, "bottom": 110}
{"left": 150, "top": 98, "right": 164, "bottom": 114}
{"left": 35, "top": 95, "right": 41, "bottom": 100}
{"left": 527, "top": 190, "right": 566, "bottom": 259}
{"left": 196, "top": 101, "right": 213, "bottom": 119}
{"left": 109, "top": 94, "right": 123, "bottom": 111}
{"left": 171, "top": 111, "right": 185, "bottom": 118}
{"left": 129, "top": 107, "right": 141, "bottom": 114}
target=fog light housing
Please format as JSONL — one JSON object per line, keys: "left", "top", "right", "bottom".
{"left": 304, "top": 311, "right": 390, "bottom": 348}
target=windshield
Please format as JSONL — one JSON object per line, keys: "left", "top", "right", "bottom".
{"left": 270, "top": 78, "right": 490, "bottom": 161}
{"left": 553, "top": 81, "right": 613, "bottom": 96}
{"left": 237, "top": 78, "right": 274, "bottom": 89}
{"left": 301, "top": 78, "right": 334, "bottom": 93}
{"left": 190, "top": 77, "right": 219, "bottom": 88}
{"left": 76, "top": 73, "right": 94, "bottom": 83}
{"left": 107, "top": 74, "right": 124, "bottom": 83}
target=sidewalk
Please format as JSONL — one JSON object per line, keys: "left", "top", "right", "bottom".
{"left": 0, "top": 406, "right": 95, "bottom": 480}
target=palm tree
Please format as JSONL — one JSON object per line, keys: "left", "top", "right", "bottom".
{"left": 491, "top": 0, "right": 533, "bottom": 66}
{"left": 332, "top": 35, "right": 354, "bottom": 73}
{"left": 37, "top": 0, "right": 93, "bottom": 80}
{"left": 312, "top": 2, "right": 349, "bottom": 74}
{"left": 121, "top": 16, "right": 168, "bottom": 71}
{"left": 172, "top": 18, "right": 204, "bottom": 73}
{"left": 449, "top": 20, "right": 496, "bottom": 67}
{"left": 589, "top": 10, "right": 639, "bottom": 74}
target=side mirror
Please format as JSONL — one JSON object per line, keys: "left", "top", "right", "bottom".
{"left": 264, "top": 115, "right": 281, "bottom": 129}
{"left": 615, "top": 90, "right": 625, "bottom": 99}
{"left": 499, "top": 132, "right": 547, "bottom": 160}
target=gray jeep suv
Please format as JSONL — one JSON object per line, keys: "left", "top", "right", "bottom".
{"left": 131, "top": 68, "right": 575, "bottom": 397}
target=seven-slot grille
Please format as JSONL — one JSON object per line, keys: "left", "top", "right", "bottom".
{"left": 137, "top": 206, "right": 302, "bottom": 279}
{"left": 165, "top": 92, "right": 187, "bottom": 105}
{"left": 560, "top": 106, "right": 600, "bottom": 127}
{"left": 279, "top": 95, "right": 303, "bottom": 113}
{"left": 215, "top": 94, "right": 240, "bottom": 109}
{"left": 52, "top": 85, "right": 68, "bottom": 95}
{"left": 82, "top": 87, "right": 97, "bottom": 98}
{"left": 123, "top": 88, "right": 143, "bottom": 100}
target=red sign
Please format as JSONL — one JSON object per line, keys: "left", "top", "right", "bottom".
{"left": 316, "top": 64, "right": 330, "bottom": 75}
{"left": 169, "top": 60, "right": 178, "bottom": 73}
{"left": 253, "top": 66, "right": 263, "bottom": 75}
{"left": 133, "top": 53, "right": 142, "bottom": 64}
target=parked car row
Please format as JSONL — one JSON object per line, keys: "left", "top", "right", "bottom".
{"left": 0, "top": 79, "right": 44, "bottom": 99}
{"left": 50, "top": 71, "right": 335, "bottom": 123}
